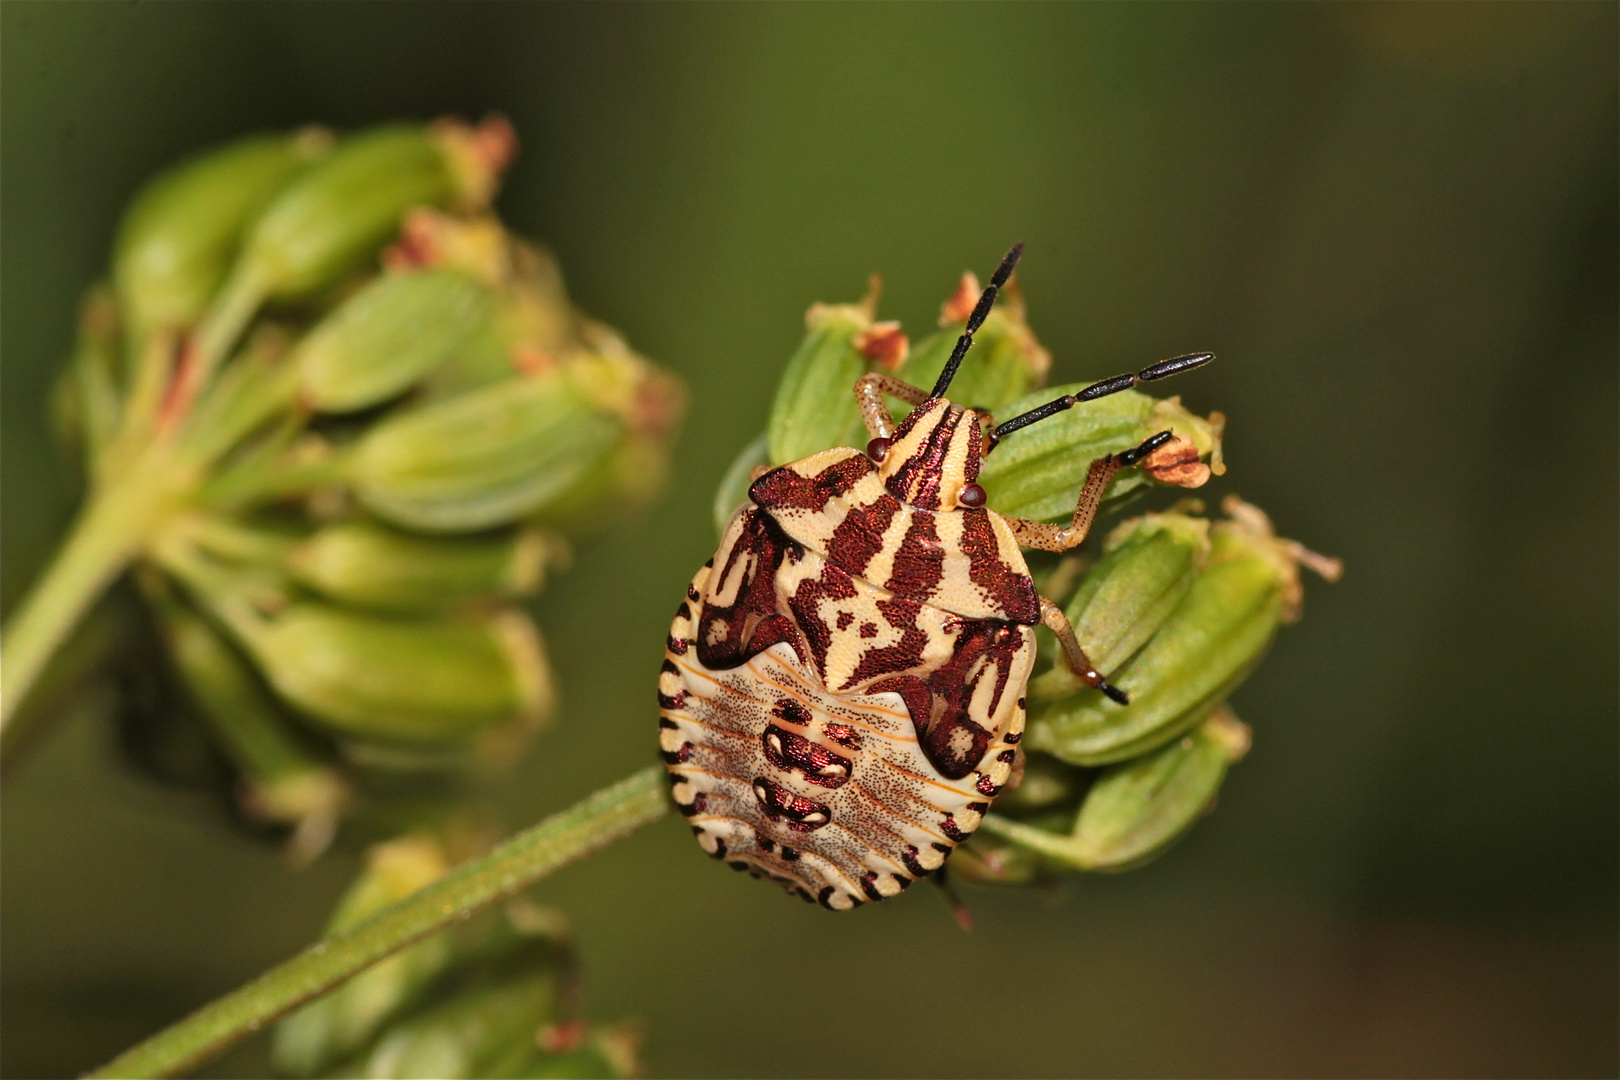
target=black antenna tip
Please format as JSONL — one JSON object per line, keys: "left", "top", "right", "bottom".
{"left": 990, "top": 242, "right": 1024, "bottom": 287}
{"left": 1139, "top": 352, "right": 1215, "bottom": 381}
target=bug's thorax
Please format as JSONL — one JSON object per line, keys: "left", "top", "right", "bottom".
{"left": 877, "top": 398, "right": 982, "bottom": 512}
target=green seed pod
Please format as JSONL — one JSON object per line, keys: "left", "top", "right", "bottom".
{"left": 1029, "top": 512, "right": 1211, "bottom": 701}
{"left": 530, "top": 360, "right": 686, "bottom": 537}
{"left": 113, "top": 129, "right": 329, "bottom": 341}
{"left": 1025, "top": 499, "right": 1323, "bottom": 766}
{"left": 1066, "top": 706, "right": 1251, "bottom": 871}
{"left": 155, "top": 588, "right": 348, "bottom": 861}
{"left": 295, "top": 268, "right": 492, "bottom": 412}
{"left": 349, "top": 372, "right": 620, "bottom": 533}
{"left": 235, "top": 125, "right": 467, "bottom": 302}
{"left": 246, "top": 605, "right": 553, "bottom": 744}
{"left": 979, "top": 390, "right": 1220, "bottom": 521}
{"left": 287, "top": 520, "right": 555, "bottom": 614}
{"left": 975, "top": 707, "right": 1250, "bottom": 874}
{"left": 766, "top": 299, "right": 874, "bottom": 465}
{"left": 273, "top": 836, "right": 454, "bottom": 1077}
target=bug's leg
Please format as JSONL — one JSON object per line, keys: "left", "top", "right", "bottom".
{"left": 1001, "top": 430, "right": 1175, "bottom": 552}
{"left": 1039, "top": 596, "right": 1128, "bottom": 705}
{"left": 853, "top": 372, "right": 928, "bottom": 441}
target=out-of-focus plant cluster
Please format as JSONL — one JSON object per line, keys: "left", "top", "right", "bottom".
{"left": 45, "top": 118, "right": 683, "bottom": 861}
{"left": 272, "top": 834, "right": 638, "bottom": 1080}
{"left": 720, "top": 272, "right": 1338, "bottom": 887}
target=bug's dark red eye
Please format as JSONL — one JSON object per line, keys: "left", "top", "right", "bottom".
{"left": 866, "top": 437, "right": 890, "bottom": 462}
{"left": 958, "top": 482, "right": 987, "bottom": 508}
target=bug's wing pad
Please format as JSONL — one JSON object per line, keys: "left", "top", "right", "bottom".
{"left": 751, "top": 448, "right": 1039, "bottom": 624}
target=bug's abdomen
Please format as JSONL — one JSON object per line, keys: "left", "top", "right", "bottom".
{"left": 660, "top": 511, "right": 1034, "bottom": 910}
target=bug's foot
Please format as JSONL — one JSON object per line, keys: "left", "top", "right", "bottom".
{"left": 1098, "top": 679, "right": 1130, "bottom": 706}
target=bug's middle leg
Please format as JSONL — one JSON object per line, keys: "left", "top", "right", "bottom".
{"left": 1039, "top": 596, "right": 1128, "bottom": 705}
{"left": 853, "top": 373, "right": 929, "bottom": 441}
{"left": 1002, "top": 430, "right": 1175, "bottom": 552}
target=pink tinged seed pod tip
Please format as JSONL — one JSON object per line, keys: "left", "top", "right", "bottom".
{"left": 854, "top": 321, "right": 910, "bottom": 371}
{"left": 940, "top": 271, "right": 982, "bottom": 325}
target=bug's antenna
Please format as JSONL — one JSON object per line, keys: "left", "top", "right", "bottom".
{"left": 986, "top": 351, "right": 1216, "bottom": 450}
{"left": 929, "top": 242, "right": 1024, "bottom": 400}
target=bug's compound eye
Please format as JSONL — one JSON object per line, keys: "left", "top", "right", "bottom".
{"left": 866, "top": 437, "right": 890, "bottom": 462}
{"left": 958, "top": 482, "right": 987, "bottom": 508}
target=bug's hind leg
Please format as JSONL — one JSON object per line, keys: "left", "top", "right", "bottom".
{"left": 853, "top": 373, "right": 929, "bottom": 441}
{"left": 1002, "top": 430, "right": 1175, "bottom": 553}
{"left": 1039, "top": 596, "right": 1128, "bottom": 705}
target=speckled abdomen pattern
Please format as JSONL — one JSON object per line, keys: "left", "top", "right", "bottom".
{"left": 659, "top": 557, "right": 1033, "bottom": 910}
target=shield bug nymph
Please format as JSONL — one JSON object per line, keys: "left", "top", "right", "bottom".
{"left": 659, "top": 244, "right": 1214, "bottom": 910}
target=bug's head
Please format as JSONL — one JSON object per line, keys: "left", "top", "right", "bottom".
{"left": 873, "top": 397, "right": 985, "bottom": 511}
{"left": 869, "top": 243, "right": 1216, "bottom": 512}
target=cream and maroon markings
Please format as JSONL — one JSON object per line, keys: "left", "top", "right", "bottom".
{"left": 660, "top": 507, "right": 1033, "bottom": 909}
{"left": 752, "top": 449, "right": 1039, "bottom": 623}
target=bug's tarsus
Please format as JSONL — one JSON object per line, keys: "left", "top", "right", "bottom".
{"left": 929, "top": 242, "right": 1024, "bottom": 400}
{"left": 1115, "top": 429, "right": 1174, "bottom": 467}
{"left": 986, "top": 351, "right": 1215, "bottom": 450}
{"left": 1097, "top": 680, "right": 1130, "bottom": 706}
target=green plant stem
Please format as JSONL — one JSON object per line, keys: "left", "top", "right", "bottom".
{"left": 0, "top": 459, "right": 183, "bottom": 730}
{"left": 0, "top": 591, "right": 134, "bottom": 776}
{"left": 977, "top": 812, "right": 1093, "bottom": 870}
{"left": 87, "top": 765, "right": 671, "bottom": 1080}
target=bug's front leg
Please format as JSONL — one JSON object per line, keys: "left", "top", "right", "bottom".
{"left": 853, "top": 373, "right": 929, "bottom": 441}
{"left": 1039, "top": 596, "right": 1128, "bottom": 705}
{"left": 1002, "top": 430, "right": 1175, "bottom": 552}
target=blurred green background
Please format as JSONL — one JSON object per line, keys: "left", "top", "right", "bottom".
{"left": 3, "top": 3, "right": 1615, "bottom": 1077}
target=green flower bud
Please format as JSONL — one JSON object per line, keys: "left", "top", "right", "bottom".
{"left": 349, "top": 370, "right": 620, "bottom": 533}
{"left": 329, "top": 924, "right": 571, "bottom": 1080}
{"left": 1030, "top": 512, "right": 1211, "bottom": 701}
{"left": 1026, "top": 498, "right": 1333, "bottom": 765}
{"left": 295, "top": 268, "right": 492, "bottom": 413}
{"left": 237, "top": 121, "right": 507, "bottom": 303}
{"left": 767, "top": 298, "right": 875, "bottom": 465}
{"left": 895, "top": 274, "right": 1051, "bottom": 415}
{"left": 273, "top": 836, "right": 455, "bottom": 1077}
{"left": 979, "top": 390, "right": 1221, "bottom": 521}
{"left": 157, "top": 592, "right": 349, "bottom": 862}
{"left": 287, "top": 520, "right": 557, "bottom": 614}
{"left": 113, "top": 129, "right": 329, "bottom": 341}
{"left": 978, "top": 707, "right": 1251, "bottom": 873}
{"left": 246, "top": 605, "right": 553, "bottom": 744}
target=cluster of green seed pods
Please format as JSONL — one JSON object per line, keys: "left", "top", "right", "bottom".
{"left": 273, "top": 835, "right": 638, "bottom": 1079}
{"left": 728, "top": 267, "right": 1336, "bottom": 885}
{"left": 958, "top": 496, "right": 1339, "bottom": 882}
{"left": 50, "top": 118, "right": 683, "bottom": 860}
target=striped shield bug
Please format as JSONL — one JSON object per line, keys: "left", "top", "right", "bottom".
{"left": 659, "top": 244, "right": 1214, "bottom": 910}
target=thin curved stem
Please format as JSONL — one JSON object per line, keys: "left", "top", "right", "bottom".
{"left": 0, "top": 459, "right": 182, "bottom": 731}
{"left": 86, "top": 765, "right": 670, "bottom": 1080}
